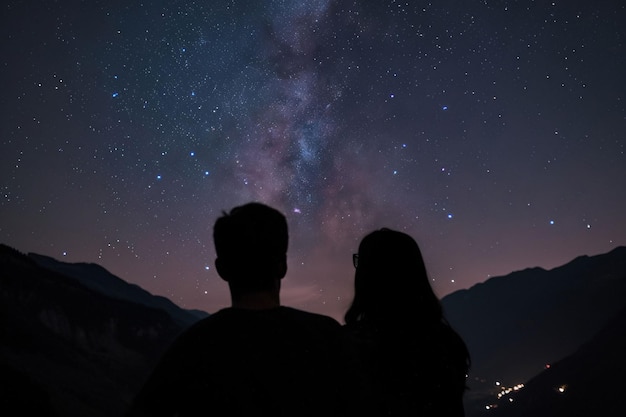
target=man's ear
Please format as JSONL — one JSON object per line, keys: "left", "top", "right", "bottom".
{"left": 215, "top": 257, "right": 230, "bottom": 282}
{"left": 275, "top": 255, "right": 287, "bottom": 280}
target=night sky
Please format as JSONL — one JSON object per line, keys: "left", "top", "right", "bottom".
{"left": 2, "top": 1, "right": 625, "bottom": 322}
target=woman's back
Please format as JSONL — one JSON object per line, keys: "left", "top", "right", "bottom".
{"left": 345, "top": 319, "right": 467, "bottom": 417}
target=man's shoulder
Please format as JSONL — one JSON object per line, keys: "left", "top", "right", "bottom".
{"left": 277, "top": 306, "right": 341, "bottom": 329}
{"left": 178, "top": 307, "right": 340, "bottom": 342}
{"left": 173, "top": 308, "right": 237, "bottom": 339}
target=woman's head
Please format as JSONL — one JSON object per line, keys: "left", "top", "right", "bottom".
{"left": 345, "top": 228, "right": 442, "bottom": 325}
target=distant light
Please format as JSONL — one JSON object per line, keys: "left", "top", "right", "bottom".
{"left": 156, "top": 175, "right": 162, "bottom": 180}
{"left": 448, "top": 213, "right": 453, "bottom": 219}
{"left": 549, "top": 220, "right": 555, "bottom": 225}
{"left": 442, "top": 105, "right": 448, "bottom": 110}
{"left": 190, "top": 151, "right": 195, "bottom": 157}
{"left": 293, "top": 208, "right": 301, "bottom": 214}
{"left": 204, "top": 266, "right": 210, "bottom": 270}
{"left": 495, "top": 381, "right": 501, "bottom": 386}
{"left": 112, "top": 92, "right": 119, "bottom": 98}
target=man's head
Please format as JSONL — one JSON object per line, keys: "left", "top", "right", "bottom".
{"left": 213, "top": 202, "right": 288, "bottom": 296}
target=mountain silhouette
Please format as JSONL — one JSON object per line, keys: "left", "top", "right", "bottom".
{"left": 484, "top": 303, "right": 626, "bottom": 417}
{"left": 441, "top": 246, "right": 626, "bottom": 416}
{"left": 28, "top": 252, "right": 207, "bottom": 326}
{"left": 0, "top": 244, "right": 204, "bottom": 417}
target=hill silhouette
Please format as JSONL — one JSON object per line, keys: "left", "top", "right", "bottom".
{"left": 485, "top": 303, "right": 626, "bottom": 417}
{"left": 441, "top": 246, "right": 626, "bottom": 415}
{"left": 28, "top": 252, "right": 207, "bottom": 326}
{"left": 0, "top": 244, "right": 203, "bottom": 417}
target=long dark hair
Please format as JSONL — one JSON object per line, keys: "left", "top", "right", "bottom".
{"left": 345, "top": 228, "right": 442, "bottom": 325}
{"left": 345, "top": 228, "right": 469, "bottom": 363}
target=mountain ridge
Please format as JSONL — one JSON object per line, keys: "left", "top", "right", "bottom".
{"left": 441, "top": 246, "right": 626, "bottom": 415}
{"left": 0, "top": 243, "right": 198, "bottom": 416}
{"left": 27, "top": 251, "right": 208, "bottom": 326}
{"left": 485, "top": 303, "right": 626, "bottom": 416}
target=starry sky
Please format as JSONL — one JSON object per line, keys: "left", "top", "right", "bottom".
{"left": 2, "top": 0, "right": 625, "bottom": 322}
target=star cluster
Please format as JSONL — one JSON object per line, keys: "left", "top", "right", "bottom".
{"left": 2, "top": 0, "right": 625, "bottom": 320}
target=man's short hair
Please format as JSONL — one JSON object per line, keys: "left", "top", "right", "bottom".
{"left": 213, "top": 202, "right": 288, "bottom": 291}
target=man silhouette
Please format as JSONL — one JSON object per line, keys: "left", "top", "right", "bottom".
{"left": 127, "top": 202, "right": 345, "bottom": 417}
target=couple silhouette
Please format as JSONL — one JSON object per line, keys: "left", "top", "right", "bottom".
{"left": 127, "top": 202, "right": 470, "bottom": 417}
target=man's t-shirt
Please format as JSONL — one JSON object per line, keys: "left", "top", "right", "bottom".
{"left": 128, "top": 306, "right": 346, "bottom": 417}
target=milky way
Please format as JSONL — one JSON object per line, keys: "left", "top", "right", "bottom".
{"left": 2, "top": 1, "right": 625, "bottom": 321}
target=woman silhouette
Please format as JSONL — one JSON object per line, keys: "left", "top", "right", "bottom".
{"left": 344, "top": 228, "right": 470, "bottom": 417}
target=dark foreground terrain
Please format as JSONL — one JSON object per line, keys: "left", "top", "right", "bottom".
{"left": 2, "top": 244, "right": 625, "bottom": 416}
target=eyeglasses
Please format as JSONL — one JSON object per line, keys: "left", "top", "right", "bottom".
{"left": 352, "top": 253, "right": 359, "bottom": 268}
